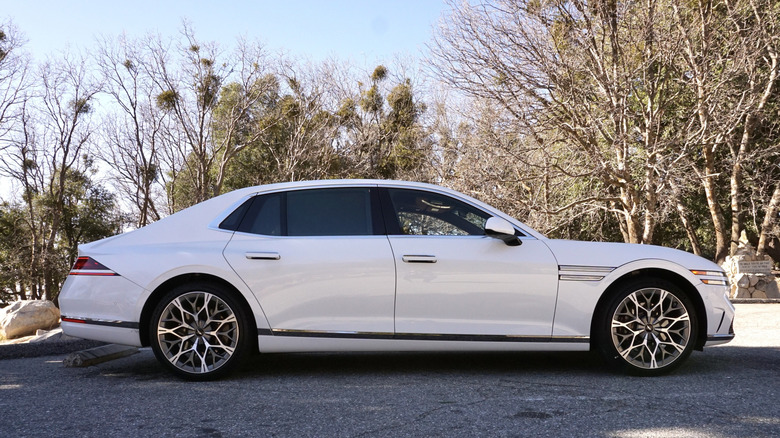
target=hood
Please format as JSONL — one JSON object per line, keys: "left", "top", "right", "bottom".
{"left": 542, "top": 239, "right": 722, "bottom": 272}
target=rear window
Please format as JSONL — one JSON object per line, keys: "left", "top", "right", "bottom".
{"left": 287, "top": 188, "right": 373, "bottom": 236}
{"left": 223, "top": 187, "right": 378, "bottom": 237}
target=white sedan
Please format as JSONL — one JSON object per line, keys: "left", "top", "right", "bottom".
{"left": 59, "top": 180, "right": 735, "bottom": 379}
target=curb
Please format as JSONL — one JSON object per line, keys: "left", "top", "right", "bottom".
{"left": 63, "top": 344, "right": 139, "bottom": 367}
{"left": 730, "top": 298, "right": 780, "bottom": 304}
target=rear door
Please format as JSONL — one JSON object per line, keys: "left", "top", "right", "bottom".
{"left": 223, "top": 186, "right": 396, "bottom": 334}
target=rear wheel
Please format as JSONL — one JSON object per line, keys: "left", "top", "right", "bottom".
{"left": 597, "top": 278, "right": 698, "bottom": 376}
{"left": 149, "top": 283, "right": 252, "bottom": 380}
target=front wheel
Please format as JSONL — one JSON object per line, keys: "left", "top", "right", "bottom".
{"left": 596, "top": 278, "right": 698, "bottom": 376}
{"left": 149, "top": 283, "right": 252, "bottom": 380}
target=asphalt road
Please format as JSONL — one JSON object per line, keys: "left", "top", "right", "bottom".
{"left": 0, "top": 304, "right": 778, "bottom": 438}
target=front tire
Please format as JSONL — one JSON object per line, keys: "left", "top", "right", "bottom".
{"left": 596, "top": 278, "right": 698, "bottom": 376}
{"left": 149, "top": 283, "right": 252, "bottom": 380}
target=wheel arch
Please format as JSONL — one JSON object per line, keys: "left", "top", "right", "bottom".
{"left": 139, "top": 273, "right": 258, "bottom": 348}
{"left": 589, "top": 268, "right": 708, "bottom": 351}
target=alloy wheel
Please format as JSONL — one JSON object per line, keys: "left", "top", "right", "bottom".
{"left": 610, "top": 287, "right": 691, "bottom": 370}
{"left": 156, "top": 291, "right": 240, "bottom": 375}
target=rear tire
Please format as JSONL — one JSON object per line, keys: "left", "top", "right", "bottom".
{"left": 149, "top": 282, "right": 252, "bottom": 380}
{"left": 596, "top": 278, "right": 698, "bottom": 376}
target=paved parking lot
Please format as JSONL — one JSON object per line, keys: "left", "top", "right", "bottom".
{"left": 0, "top": 304, "right": 777, "bottom": 437}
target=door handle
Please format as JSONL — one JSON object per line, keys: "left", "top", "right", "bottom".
{"left": 402, "top": 255, "right": 437, "bottom": 263}
{"left": 245, "top": 252, "right": 281, "bottom": 260}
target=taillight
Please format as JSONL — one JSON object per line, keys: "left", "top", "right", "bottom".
{"left": 69, "top": 257, "right": 119, "bottom": 276}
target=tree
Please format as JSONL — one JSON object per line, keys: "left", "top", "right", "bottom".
{"left": 0, "top": 51, "right": 106, "bottom": 300}
{"left": 334, "top": 65, "right": 430, "bottom": 180}
{"left": 149, "top": 26, "right": 276, "bottom": 211}
{"left": 0, "top": 20, "right": 31, "bottom": 152}
{"left": 430, "top": 0, "right": 780, "bottom": 262}
{"left": 222, "top": 63, "right": 342, "bottom": 188}
{"left": 97, "top": 34, "right": 165, "bottom": 227}
{"left": 430, "top": 1, "right": 696, "bottom": 244}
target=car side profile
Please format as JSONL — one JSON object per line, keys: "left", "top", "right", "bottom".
{"left": 58, "top": 180, "right": 735, "bottom": 379}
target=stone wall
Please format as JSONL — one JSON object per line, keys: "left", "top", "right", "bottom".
{"left": 721, "top": 233, "right": 780, "bottom": 299}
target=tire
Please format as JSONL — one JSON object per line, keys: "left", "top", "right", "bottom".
{"left": 596, "top": 278, "right": 698, "bottom": 376}
{"left": 149, "top": 282, "right": 252, "bottom": 380}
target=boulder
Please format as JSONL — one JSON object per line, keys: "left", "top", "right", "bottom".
{"left": 0, "top": 300, "right": 60, "bottom": 340}
{"left": 752, "top": 290, "right": 768, "bottom": 299}
{"left": 735, "top": 287, "right": 751, "bottom": 298}
{"left": 768, "top": 280, "right": 780, "bottom": 299}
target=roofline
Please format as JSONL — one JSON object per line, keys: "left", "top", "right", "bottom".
{"left": 229, "top": 179, "right": 546, "bottom": 240}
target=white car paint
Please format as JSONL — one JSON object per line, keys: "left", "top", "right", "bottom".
{"left": 58, "top": 179, "right": 735, "bottom": 376}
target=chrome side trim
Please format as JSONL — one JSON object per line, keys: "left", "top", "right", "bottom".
{"left": 61, "top": 316, "right": 139, "bottom": 329}
{"left": 558, "top": 265, "right": 615, "bottom": 282}
{"left": 558, "top": 265, "right": 615, "bottom": 273}
{"left": 559, "top": 274, "right": 606, "bottom": 282}
{"left": 257, "top": 328, "right": 589, "bottom": 343}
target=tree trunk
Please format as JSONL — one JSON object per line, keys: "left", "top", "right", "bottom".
{"left": 702, "top": 146, "right": 729, "bottom": 263}
{"left": 757, "top": 183, "right": 780, "bottom": 257}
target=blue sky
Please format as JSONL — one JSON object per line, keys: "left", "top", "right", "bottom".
{"left": 1, "top": 1, "right": 450, "bottom": 198}
{"left": 3, "top": 0, "right": 449, "bottom": 65}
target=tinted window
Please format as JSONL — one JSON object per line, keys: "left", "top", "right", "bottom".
{"left": 232, "top": 188, "right": 377, "bottom": 236}
{"left": 386, "top": 189, "right": 491, "bottom": 236}
{"left": 218, "top": 198, "right": 253, "bottom": 231}
{"left": 237, "top": 193, "right": 282, "bottom": 236}
{"left": 287, "top": 188, "right": 373, "bottom": 236}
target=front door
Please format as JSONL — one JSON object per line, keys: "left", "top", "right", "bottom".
{"left": 383, "top": 188, "right": 559, "bottom": 337}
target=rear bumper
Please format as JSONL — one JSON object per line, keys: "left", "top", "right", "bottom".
{"left": 61, "top": 320, "right": 142, "bottom": 347}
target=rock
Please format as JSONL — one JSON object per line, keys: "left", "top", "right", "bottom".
{"left": 767, "top": 280, "right": 780, "bottom": 299}
{"left": 0, "top": 300, "right": 60, "bottom": 340}
{"left": 752, "top": 290, "right": 768, "bottom": 299}
{"left": 736, "top": 287, "right": 751, "bottom": 298}
{"left": 749, "top": 275, "right": 760, "bottom": 287}
{"left": 736, "top": 274, "right": 750, "bottom": 288}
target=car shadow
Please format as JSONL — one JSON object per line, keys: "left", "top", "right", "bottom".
{"left": 86, "top": 345, "right": 780, "bottom": 381}
{"left": 237, "top": 350, "right": 607, "bottom": 378}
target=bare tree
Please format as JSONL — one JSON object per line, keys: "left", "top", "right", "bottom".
{"left": 146, "top": 25, "right": 276, "bottom": 210}
{"left": 97, "top": 34, "right": 165, "bottom": 227}
{"left": 0, "top": 51, "right": 101, "bottom": 299}
{"left": 0, "top": 20, "right": 32, "bottom": 152}
{"left": 430, "top": 0, "right": 691, "bottom": 244}
{"left": 672, "top": 0, "right": 780, "bottom": 261}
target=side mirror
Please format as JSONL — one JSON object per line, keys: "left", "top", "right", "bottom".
{"left": 485, "top": 217, "right": 522, "bottom": 246}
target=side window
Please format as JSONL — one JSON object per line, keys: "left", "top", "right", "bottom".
{"left": 386, "top": 189, "right": 491, "bottom": 236}
{"left": 287, "top": 188, "right": 374, "bottom": 236}
{"left": 228, "top": 188, "right": 377, "bottom": 237}
{"left": 237, "top": 193, "right": 282, "bottom": 236}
